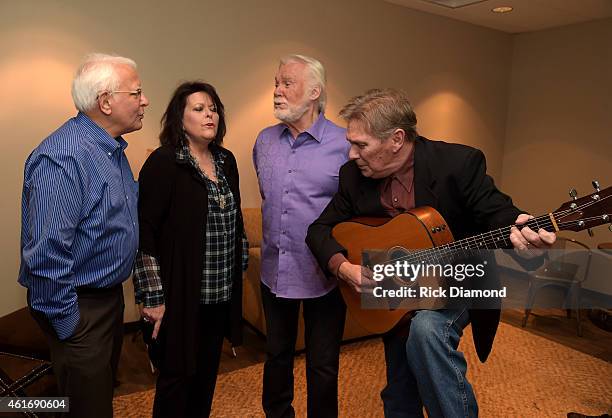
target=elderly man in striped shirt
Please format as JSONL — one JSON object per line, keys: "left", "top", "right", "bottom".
{"left": 18, "top": 53, "right": 149, "bottom": 418}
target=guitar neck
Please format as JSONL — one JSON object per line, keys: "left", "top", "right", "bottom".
{"left": 410, "top": 213, "right": 557, "bottom": 265}
{"left": 381, "top": 185, "right": 610, "bottom": 266}
{"left": 455, "top": 213, "right": 556, "bottom": 251}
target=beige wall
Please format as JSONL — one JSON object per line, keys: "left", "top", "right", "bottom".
{"left": 0, "top": 0, "right": 516, "bottom": 317}
{"left": 502, "top": 18, "right": 612, "bottom": 247}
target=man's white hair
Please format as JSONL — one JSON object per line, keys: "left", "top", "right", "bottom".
{"left": 71, "top": 53, "right": 137, "bottom": 112}
{"left": 280, "top": 54, "right": 327, "bottom": 113}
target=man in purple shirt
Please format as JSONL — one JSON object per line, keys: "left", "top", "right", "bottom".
{"left": 253, "top": 54, "right": 349, "bottom": 417}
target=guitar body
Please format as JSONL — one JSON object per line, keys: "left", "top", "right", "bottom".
{"left": 332, "top": 207, "right": 455, "bottom": 334}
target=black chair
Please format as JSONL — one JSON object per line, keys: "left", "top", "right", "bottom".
{"left": 522, "top": 237, "right": 593, "bottom": 336}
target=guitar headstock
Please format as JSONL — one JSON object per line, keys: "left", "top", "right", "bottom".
{"left": 552, "top": 182, "right": 611, "bottom": 233}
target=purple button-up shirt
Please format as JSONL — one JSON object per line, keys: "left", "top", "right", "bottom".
{"left": 253, "top": 113, "right": 349, "bottom": 298}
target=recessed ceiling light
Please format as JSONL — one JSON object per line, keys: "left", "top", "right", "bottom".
{"left": 492, "top": 6, "right": 513, "bottom": 13}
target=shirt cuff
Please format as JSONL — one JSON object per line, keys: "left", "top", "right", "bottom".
{"left": 133, "top": 252, "right": 164, "bottom": 307}
{"left": 141, "top": 290, "right": 165, "bottom": 308}
{"left": 52, "top": 304, "right": 81, "bottom": 341}
{"left": 328, "top": 253, "right": 348, "bottom": 278}
{"left": 242, "top": 233, "right": 249, "bottom": 272}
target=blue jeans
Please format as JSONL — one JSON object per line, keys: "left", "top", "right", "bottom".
{"left": 380, "top": 308, "right": 477, "bottom": 418}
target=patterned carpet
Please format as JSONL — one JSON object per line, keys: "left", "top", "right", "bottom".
{"left": 113, "top": 322, "right": 612, "bottom": 417}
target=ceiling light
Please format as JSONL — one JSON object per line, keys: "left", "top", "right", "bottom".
{"left": 491, "top": 6, "right": 513, "bottom": 13}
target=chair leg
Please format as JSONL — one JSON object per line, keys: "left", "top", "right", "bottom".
{"left": 570, "top": 282, "right": 582, "bottom": 337}
{"left": 522, "top": 309, "right": 531, "bottom": 327}
{"left": 523, "top": 280, "right": 537, "bottom": 328}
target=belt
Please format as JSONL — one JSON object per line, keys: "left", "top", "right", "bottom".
{"left": 76, "top": 283, "right": 123, "bottom": 296}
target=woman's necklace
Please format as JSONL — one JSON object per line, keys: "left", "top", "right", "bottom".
{"left": 194, "top": 151, "right": 225, "bottom": 209}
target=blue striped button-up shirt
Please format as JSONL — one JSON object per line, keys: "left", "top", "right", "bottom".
{"left": 18, "top": 112, "right": 139, "bottom": 340}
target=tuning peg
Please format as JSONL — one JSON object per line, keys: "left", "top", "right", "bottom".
{"left": 569, "top": 188, "right": 579, "bottom": 209}
{"left": 569, "top": 188, "right": 578, "bottom": 200}
{"left": 609, "top": 224, "right": 612, "bottom": 232}
{"left": 592, "top": 180, "right": 601, "bottom": 192}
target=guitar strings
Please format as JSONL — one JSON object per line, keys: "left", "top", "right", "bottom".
{"left": 390, "top": 214, "right": 603, "bottom": 266}
{"left": 369, "top": 193, "right": 610, "bottom": 267}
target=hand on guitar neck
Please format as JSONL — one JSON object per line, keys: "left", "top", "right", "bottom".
{"left": 510, "top": 213, "right": 557, "bottom": 257}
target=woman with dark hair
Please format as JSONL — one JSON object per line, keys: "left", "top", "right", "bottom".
{"left": 133, "top": 81, "right": 248, "bottom": 417}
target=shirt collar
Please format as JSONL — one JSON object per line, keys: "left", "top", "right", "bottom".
{"left": 390, "top": 143, "right": 415, "bottom": 191}
{"left": 76, "top": 112, "right": 127, "bottom": 154}
{"left": 176, "top": 143, "right": 191, "bottom": 162}
{"left": 304, "top": 112, "right": 327, "bottom": 143}
{"left": 280, "top": 112, "right": 326, "bottom": 143}
{"left": 176, "top": 142, "right": 225, "bottom": 166}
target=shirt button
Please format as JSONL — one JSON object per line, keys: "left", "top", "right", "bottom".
{"left": 288, "top": 170, "right": 292, "bottom": 173}
{"left": 285, "top": 190, "right": 289, "bottom": 194}
{"left": 108, "top": 152, "right": 112, "bottom": 156}
{"left": 283, "top": 210, "right": 288, "bottom": 214}
{"left": 393, "top": 197, "right": 398, "bottom": 202}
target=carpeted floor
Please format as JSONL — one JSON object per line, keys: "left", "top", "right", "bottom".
{"left": 113, "top": 322, "right": 612, "bottom": 417}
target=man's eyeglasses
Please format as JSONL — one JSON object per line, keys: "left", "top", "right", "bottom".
{"left": 100, "top": 88, "right": 143, "bottom": 99}
{"left": 111, "top": 88, "right": 143, "bottom": 99}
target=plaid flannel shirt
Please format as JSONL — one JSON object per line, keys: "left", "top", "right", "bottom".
{"left": 133, "top": 145, "right": 249, "bottom": 307}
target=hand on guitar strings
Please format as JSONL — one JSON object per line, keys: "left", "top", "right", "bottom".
{"left": 510, "top": 213, "right": 556, "bottom": 258}
{"left": 337, "top": 261, "right": 378, "bottom": 293}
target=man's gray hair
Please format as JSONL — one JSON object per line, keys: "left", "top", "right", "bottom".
{"left": 71, "top": 53, "right": 137, "bottom": 112}
{"left": 280, "top": 54, "right": 327, "bottom": 113}
{"left": 339, "top": 89, "right": 418, "bottom": 141}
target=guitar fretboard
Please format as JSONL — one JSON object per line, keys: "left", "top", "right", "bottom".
{"left": 395, "top": 214, "right": 556, "bottom": 266}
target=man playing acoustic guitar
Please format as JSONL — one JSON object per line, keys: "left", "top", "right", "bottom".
{"left": 306, "top": 88, "right": 556, "bottom": 418}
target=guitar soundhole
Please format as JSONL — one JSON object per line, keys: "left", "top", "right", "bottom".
{"left": 385, "top": 246, "right": 416, "bottom": 286}
{"left": 388, "top": 246, "right": 410, "bottom": 260}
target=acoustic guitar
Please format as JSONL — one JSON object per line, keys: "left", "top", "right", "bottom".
{"left": 331, "top": 184, "right": 611, "bottom": 334}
